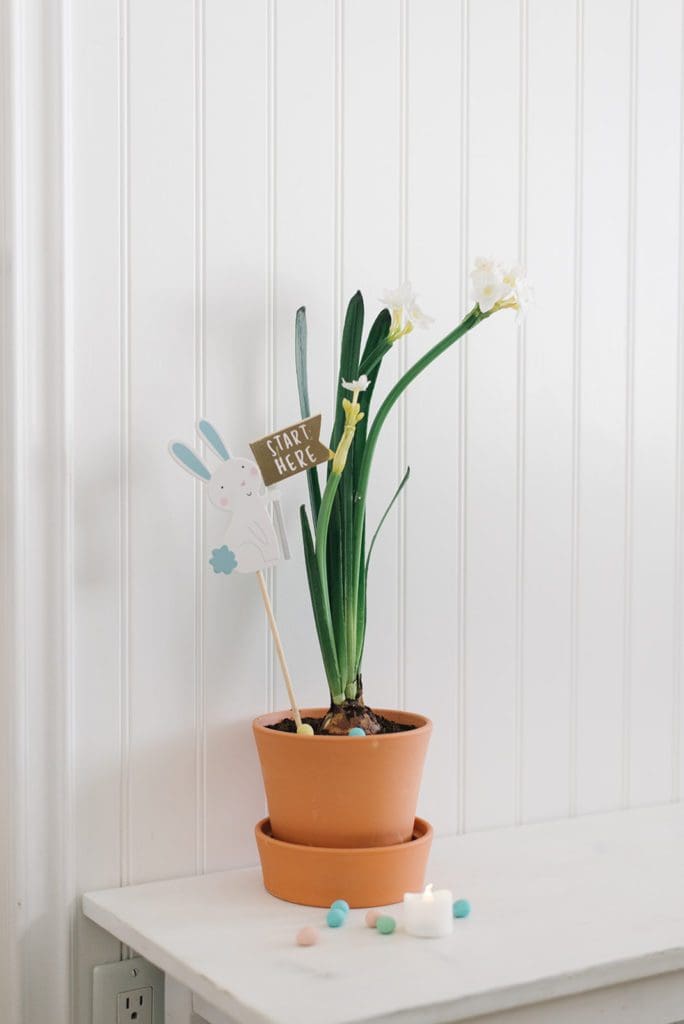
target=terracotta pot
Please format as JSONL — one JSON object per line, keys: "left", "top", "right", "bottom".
{"left": 252, "top": 707, "right": 432, "bottom": 848}
{"left": 255, "top": 816, "right": 433, "bottom": 908}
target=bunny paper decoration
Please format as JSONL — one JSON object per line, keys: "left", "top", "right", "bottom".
{"left": 169, "top": 420, "right": 287, "bottom": 575}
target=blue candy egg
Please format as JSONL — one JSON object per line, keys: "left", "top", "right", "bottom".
{"left": 348, "top": 727, "right": 366, "bottom": 737}
{"left": 453, "top": 898, "right": 471, "bottom": 918}
{"left": 326, "top": 908, "right": 346, "bottom": 928}
{"left": 331, "top": 899, "right": 350, "bottom": 914}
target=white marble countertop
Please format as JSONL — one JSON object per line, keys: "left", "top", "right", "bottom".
{"left": 83, "top": 804, "right": 684, "bottom": 1024}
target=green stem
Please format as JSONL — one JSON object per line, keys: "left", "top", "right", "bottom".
{"left": 315, "top": 470, "right": 344, "bottom": 699}
{"left": 350, "top": 306, "right": 483, "bottom": 662}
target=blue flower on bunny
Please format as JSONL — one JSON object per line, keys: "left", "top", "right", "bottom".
{"left": 168, "top": 419, "right": 285, "bottom": 576}
{"left": 209, "top": 545, "right": 238, "bottom": 575}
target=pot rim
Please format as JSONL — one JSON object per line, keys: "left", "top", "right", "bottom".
{"left": 252, "top": 707, "right": 432, "bottom": 741}
{"left": 256, "top": 815, "right": 433, "bottom": 854}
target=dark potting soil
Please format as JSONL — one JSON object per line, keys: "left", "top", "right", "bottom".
{"left": 267, "top": 712, "right": 415, "bottom": 735}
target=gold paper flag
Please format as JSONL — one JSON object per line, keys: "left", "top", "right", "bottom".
{"left": 249, "top": 414, "right": 331, "bottom": 487}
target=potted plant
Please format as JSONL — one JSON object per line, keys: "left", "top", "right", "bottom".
{"left": 254, "top": 260, "right": 530, "bottom": 907}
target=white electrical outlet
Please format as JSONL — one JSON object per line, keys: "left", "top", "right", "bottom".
{"left": 93, "top": 956, "right": 164, "bottom": 1024}
{"left": 117, "top": 986, "right": 152, "bottom": 1024}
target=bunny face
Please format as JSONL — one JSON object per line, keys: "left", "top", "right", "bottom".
{"left": 169, "top": 423, "right": 267, "bottom": 513}
{"left": 207, "top": 457, "right": 264, "bottom": 511}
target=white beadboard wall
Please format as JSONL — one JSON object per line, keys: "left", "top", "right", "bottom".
{"left": 3, "top": 1, "right": 684, "bottom": 1023}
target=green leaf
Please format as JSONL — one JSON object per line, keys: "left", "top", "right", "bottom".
{"left": 353, "top": 469, "right": 409, "bottom": 677}
{"left": 329, "top": 291, "right": 364, "bottom": 454}
{"left": 346, "top": 313, "right": 394, "bottom": 677}
{"left": 300, "top": 505, "right": 340, "bottom": 693}
{"left": 349, "top": 308, "right": 482, "bottom": 661}
{"left": 327, "top": 492, "right": 347, "bottom": 684}
{"left": 323, "top": 291, "right": 365, "bottom": 688}
{"left": 352, "top": 308, "right": 392, "bottom": 492}
{"left": 342, "top": 469, "right": 356, "bottom": 680}
{"left": 366, "top": 466, "right": 411, "bottom": 573}
{"left": 354, "top": 529, "right": 367, "bottom": 678}
{"left": 358, "top": 307, "right": 391, "bottom": 376}
{"left": 314, "top": 469, "right": 345, "bottom": 684}
{"left": 295, "top": 306, "right": 322, "bottom": 523}
{"left": 295, "top": 306, "right": 311, "bottom": 418}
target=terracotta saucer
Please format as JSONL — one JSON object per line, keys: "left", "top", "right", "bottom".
{"left": 255, "top": 816, "right": 433, "bottom": 908}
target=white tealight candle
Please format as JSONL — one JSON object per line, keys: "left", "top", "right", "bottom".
{"left": 403, "top": 883, "right": 453, "bottom": 938}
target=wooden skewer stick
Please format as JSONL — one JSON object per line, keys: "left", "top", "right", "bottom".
{"left": 255, "top": 569, "right": 303, "bottom": 730}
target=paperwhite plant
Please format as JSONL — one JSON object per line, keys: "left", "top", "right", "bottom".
{"left": 470, "top": 258, "right": 532, "bottom": 318}
{"left": 297, "top": 260, "right": 533, "bottom": 730}
{"left": 380, "top": 281, "right": 434, "bottom": 340}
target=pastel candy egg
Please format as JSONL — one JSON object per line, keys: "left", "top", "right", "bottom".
{"left": 365, "top": 909, "right": 381, "bottom": 928}
{"left": 348, "top": 727, "right": 366, "bottom": 737}
{"left": 296, "top": 926, "right": 319, "bottom": 946}
{"left": 326, "top": 908, "right": 346, "bottom": 928}
{"left": 296, "top": 723, "right": 314, "bottom": 736}
{"left": 376, "top": 915, "right": 396, "bottom": 935}
{"left": 453, "top": 899, "right": 471, "bottom": 918}
{"left": 331, "top": 899, "right": 350, "bottom": 914}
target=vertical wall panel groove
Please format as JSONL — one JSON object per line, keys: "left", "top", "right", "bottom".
{"left": 397, "top": 0, "right": 408, "bottom": 712}
{"left": 674, "top": 0, "right": 684, "bottom": 803}
{"left": 72, "top": 0, "right": 129, "bottom": 1006}
{"left": 514, "top": 0, "right": 528, "bottom": 826}
{"left": 405, "top": 0, "right": 462, "bottom": 833}
{"left": 523, "top": 0, "right": 574, "bottom": 822}
{"left": 10, "top": 0, "right": 29, "bottom": 1010}
{"left": 204, "top": 0, "right": 270, "bottom": 871}
{"left": 456, "top": 0, "right": 470, "bottom": 836}
{"left": 465, "top": 0, "right": 521, "bottom": 831}
{"left": 193, "top": 0, "right": 207, "bottom": 875}
{"left": 61, "top": 0, "right": 77, "bottom": 1011}
{"left": 343, "top": 0, "right": 401, "bottom": 711}
{"left": 127, "top": 0, "right": 197, "bottom": 885}
{"left": 629, "top": 0, "right": 679, "bottom": 807}
{"left": 265, "top": 0, "right": 276, "bottom": 713}
{"left": 621, "top": 0, "right": 638, "bottom": 809}
{"left": 0, "top": 0, "right": 21, "bottom": 1013}
{"left": 576, "top": 0, "right": 631, "bottom": 814}
{"left": 569, "top": 0, "right": 584, "bottom": 817}
{"left": 11, "top": 0, "right": 76, "bottom": 1016}
{"left": 117, "top": 0, "right": 131, "bottom": 901}
{"left": 333, "top": 0, "right": 344, "bottom": 374}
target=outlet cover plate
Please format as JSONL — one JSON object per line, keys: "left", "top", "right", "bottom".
{"left": 93, "top": 956, "right": 164, "bottom": 1024}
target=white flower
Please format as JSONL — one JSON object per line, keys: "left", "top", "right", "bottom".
{"left": 341, "top": 375, "right": 371, "bottom": 393}
{"left": 470, "top": 258, "right": 511, "bottom": 313}
{"left": 380, "top": 281, "right": 434, "bottom": 339}
{"left": 470, "top": 258, "right": 532, "bottom": 318}
{"left": 381, "top": 281, "right": 414, "bottom": 315}
{"left": 504, "top": 264, "right": 533, "bottom": 319}
{"left": 408, "top": 303, "right": 434, "bottom": 330}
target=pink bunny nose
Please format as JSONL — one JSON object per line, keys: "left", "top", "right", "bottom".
{"left": 220, "top": 497, "right": 229, "bottom": 507}
{"left": 240, "top": 481, "right": 245, "bottom": 487}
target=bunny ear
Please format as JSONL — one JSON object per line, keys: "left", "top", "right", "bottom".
{"left": 169, "top": 441, "right": 212, "bottom": 481}
{"left": 197, "top": 420, "right": 230, "bottom": 461}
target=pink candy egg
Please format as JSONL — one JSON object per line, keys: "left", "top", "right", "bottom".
{"left": 296, "top": 926, "right": 320, "bottom": 947}
{"left": 365, "top": 909, "right": 381, "bottom": 928}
